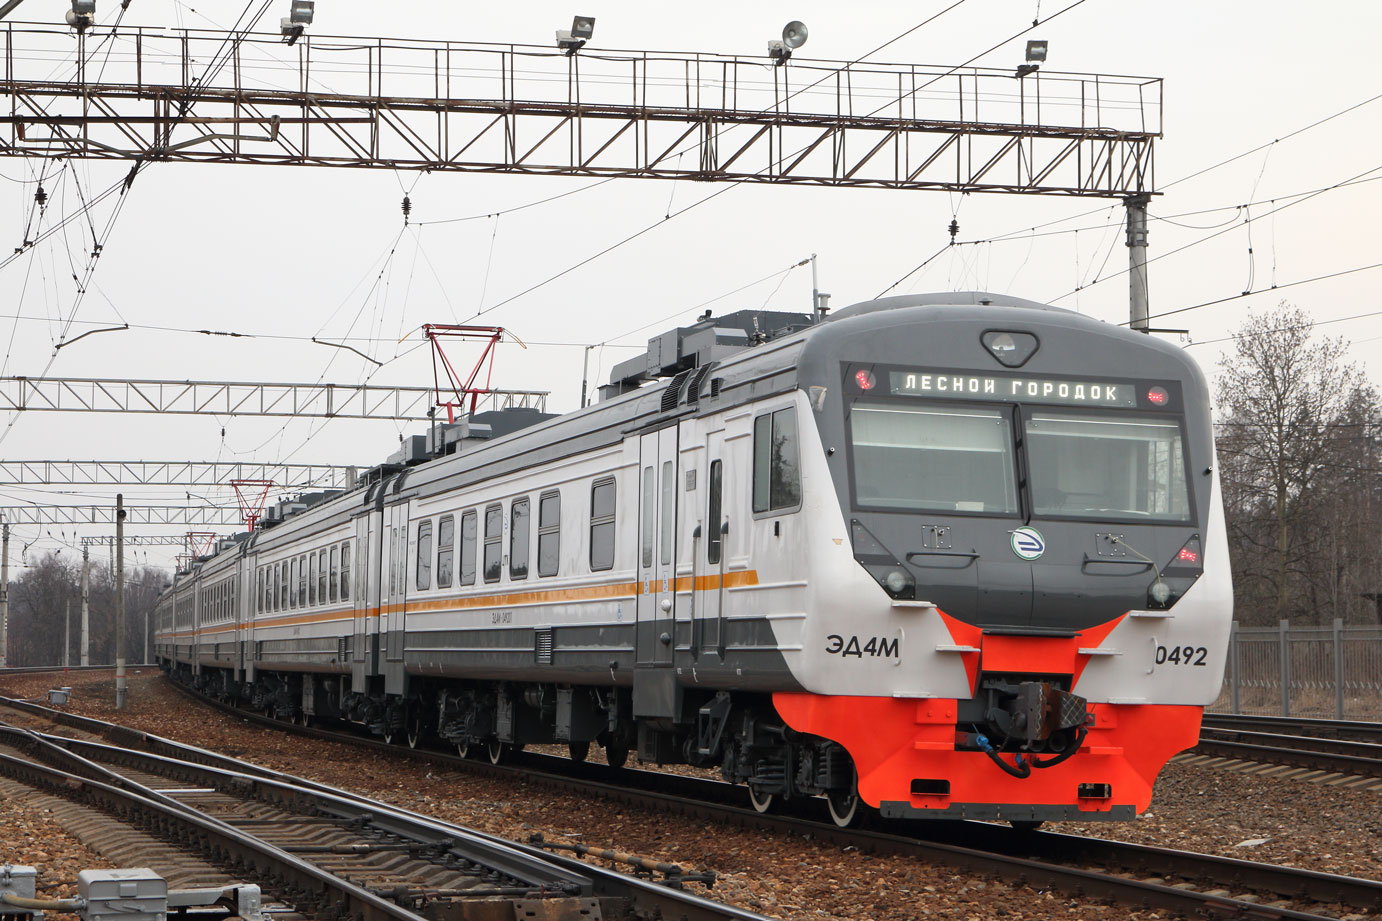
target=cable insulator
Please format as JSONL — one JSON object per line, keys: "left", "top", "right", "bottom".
{"left": 948, "top": 218, "right": 959, "bottom": 242}
{"left": 35, "top": 185, "right": 47, "bottom": 207}
{"left": 402, "top": 195, "right": 412, "bottom": 223}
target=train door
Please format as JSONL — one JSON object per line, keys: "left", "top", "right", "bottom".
{"left": 694, "top": 428, "right": 727, "bottom": 660}
{"left": 634, "top": 426, "right": 680, "bottom": 719}
{"left": 382, "top": 501, "right": 408, "bottom": 694}
{"left": 637, "top": 427, "right": 679, "bottom": 666}
{"left": 351, "top": 511, "right": 374, "bottom": 688}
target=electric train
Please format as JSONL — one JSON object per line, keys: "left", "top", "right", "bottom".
{"left": 155, "top": 291, "right": 1231, "bottom": 827}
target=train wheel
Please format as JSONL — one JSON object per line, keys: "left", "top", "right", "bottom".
{"left": 487, "top": 738, "right": 508, "bottom": 765}
{"left": 406, "top": 712, "right": 426, "bottom": 750}
{"left": 568, "top": 741, "right": 590, "bottom": 763}
{"left": 827, "top": 768, "right": 862, "bottom": 828}
{"left": 456, "top": 738, "right": 473, "bottom": 759}
{"left": 827, "top": 787, "right": 861, "bottom": 828}
{"left": 605, "top": 742, "right": 629, "bottom": 769}
{"left": 747, "top": 785, "right": 775, "bottom": 814}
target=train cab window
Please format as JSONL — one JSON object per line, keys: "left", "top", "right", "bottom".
{"left": 483, "top": 504, "right": 503, "bottom": 583}
{"left": 318, "top": 548, "right": 328, "bottom": 603}
{"left": 640, "top": 467, "right": 655, "bottom": 568}
{"left": 340, "top": 542, "right": 351, "bottom": 601}
{"left": 538, "top": 491, "right": 560, "bottom": 577}
{"left": 309, "top": 553, "right": 317, "bottom": 606}
{"left": 255, "top": 569, "right": 262, "bottom": 614}
{"left": 298, "top": 555, "right": 307, "bottom": 607}
{"left": 1025, "top": 410, "right": 1191, "bottom": 521}
{"left": 437, "top": 515, "right": 455, "bottom": 588}
{"left": 707, "top": 460, "right": 723, "bottom": 565}
{"left": 660, "top": 460, "right": 675, "bottom": 565}
{"left": 330, "top": 546, "right": 340, "bottom": 602}
{"left": 461, "top": 510, "right": 477, "bottom": 585}
{"left": 510, "top": 497, "right": 531, "bottom": 580}
{"left": 416, "top": 520, "right": 433, "bottom": 591}
{"left": 590, "top": 478, "right": 616, "bottom": 572}
{"left": 752, "top": 407, "right": 802, "bottom": 513}
{"left": 850, "top": 403, "right": 1018, "bottom": 514}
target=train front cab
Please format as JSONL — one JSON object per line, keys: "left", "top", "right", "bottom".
{"left": 776, "top": 302, "right": 1233, "bottom": 823}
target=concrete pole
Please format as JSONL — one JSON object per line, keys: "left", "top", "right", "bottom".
{"left": 80, "top": 546, "right": 90, "bottom": 666}
{"left": 64, "top": 599, "right": 70, "bottom": 668}
{"left": 0, "top": 520, "right": 8, "bottom": 668}
{"left": 1126, "top": 193, "right": 1151, "bottom": 332}
{"left": 115, "top": 494, "right": 127, "bottom": 709}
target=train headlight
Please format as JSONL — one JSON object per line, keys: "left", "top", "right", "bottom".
{"left": 884, "top": 568, "right": 913, "bottom": 596}
{"left": 1149, "top": 581, "right": 1172, "bottom": 605}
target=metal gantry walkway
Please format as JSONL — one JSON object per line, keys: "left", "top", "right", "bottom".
{"left": 0, "top": 22, "right": 1160, "bottom": 197}
{"left": 0, "top": 377, "right": 547, "bottom": 420}
{"left": 0, "top": 460, "right": 361, "bottom": 488}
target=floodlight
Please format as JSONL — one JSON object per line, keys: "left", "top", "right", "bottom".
{"left": 65, "top": 0, "right": 95, "bottom": 31}
{"left": 571, "top": 15, "right": 595, "bottom": 40}
{"left": 281, "top": 0, "right": 313, "bottom": 44}
{"left": 1025, "top": 40, "right": 1048, "bottom": 62}
{"left": 768, "top": 20, "right": 808, "bottom": 65}
{"left": 557, "top": 15, "right": 595, "bottom": 53}
{"left": 782, "top": 20, "right": 808, "bottom": 49}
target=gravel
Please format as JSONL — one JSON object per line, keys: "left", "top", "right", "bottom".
{"left": 2, "top": 669, "right": 1378, "bottom": 921}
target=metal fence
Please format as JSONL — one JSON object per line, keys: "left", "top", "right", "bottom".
{"left": 1210, "top": 620, "right": 1382, "bottom": 720}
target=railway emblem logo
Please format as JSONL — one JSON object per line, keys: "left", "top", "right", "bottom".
{"left": 1010, "top": 527, "right": 1046, "bottom": 560}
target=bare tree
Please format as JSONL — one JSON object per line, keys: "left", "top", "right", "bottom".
{"left": 1216, "top": 302, "right": 1378, "bottom": 624}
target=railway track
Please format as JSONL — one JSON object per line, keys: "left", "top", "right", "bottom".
{"left": 0, "top": 708, "right": 767, "bottom": 921}
{"left": 1193, "top": 714, "right": 1382, "bottom": 779}
{"left": 4, "top": 688, "right": 1380, "bottom": 921}
{"left": 1202, "top": 712, "right": 1382, "bottom": 743}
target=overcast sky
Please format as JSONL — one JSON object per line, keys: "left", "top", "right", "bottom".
{"left": 1, "top": 0, "right": 1379, "bottom": 570}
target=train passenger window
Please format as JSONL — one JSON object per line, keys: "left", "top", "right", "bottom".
{"left": 590, "top": 478, "right": 616, "bottom": 572}
{"left": 538, "top": 491, "right": 560, "bottom": 577}
{"left": 340, "top": 542, "right": 351, "bottom": 601}
{"left": 298, "top": 555, "right": 307, "bottom": 607}
{"left": 255, "top": 569, "right": 262, "bottom": 614}
{"left": 752, "top": 407, "right": 802, "bottom": 513}
{"left": 309, "top": 553, "right": 317, "bottom": 606}
{"left": 330, "top": 546, "right": 340, "bottom": 602}
{"left": 386, "top": 528, "right": 396, "bottom": 596}
{"left": 483, "top": 505, "right": 502, "bottom": 583}
{"left": 416, "top": 520, "right": 433, "bottom": 591}
{"left": 437, "top": 516, "right": 455, "bottom": 588}
{"left": 640, "top": 467, "right": 655, "bottom": 568}
{"left": 510, "top": 497, "right": 530, "bottom": 580}
{"left": 318, "top": 548, "right": 328, "bottom": 603}
{"left": 707, "top": 460, "right": 723, "bottom": 565}
{"left": 289, "top": 559, "right": 298, "bottom": 608}
{"left": 279, "top": 562, "right": 288, "bottom": 610}
{"left": 460, "top": 510, "right": 477, "bottom": 586}
{"left": 660, "top": 460, "right": 675, "bottom": 565}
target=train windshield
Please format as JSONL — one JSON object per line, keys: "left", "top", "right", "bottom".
{"left": 1026, "top": 410, "right": 1190, "bottom": 520}
{"left": 847, "top": 400, "right": 1191, "bottom": 521}
{"left": 850, "top": 403, "right": 1019, "bottom": 513}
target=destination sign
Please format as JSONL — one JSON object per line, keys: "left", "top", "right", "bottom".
{"left": 889, "top": 370, "right": 1140, "bottom": 407}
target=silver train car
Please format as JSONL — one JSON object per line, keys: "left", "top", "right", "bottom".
{"left": 155, "top": 292, "right": 1232, "bottom": 827}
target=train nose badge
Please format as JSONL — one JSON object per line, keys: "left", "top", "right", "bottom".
{"left": 1010, "top": 527, "right": 1046, "bottom": 560}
